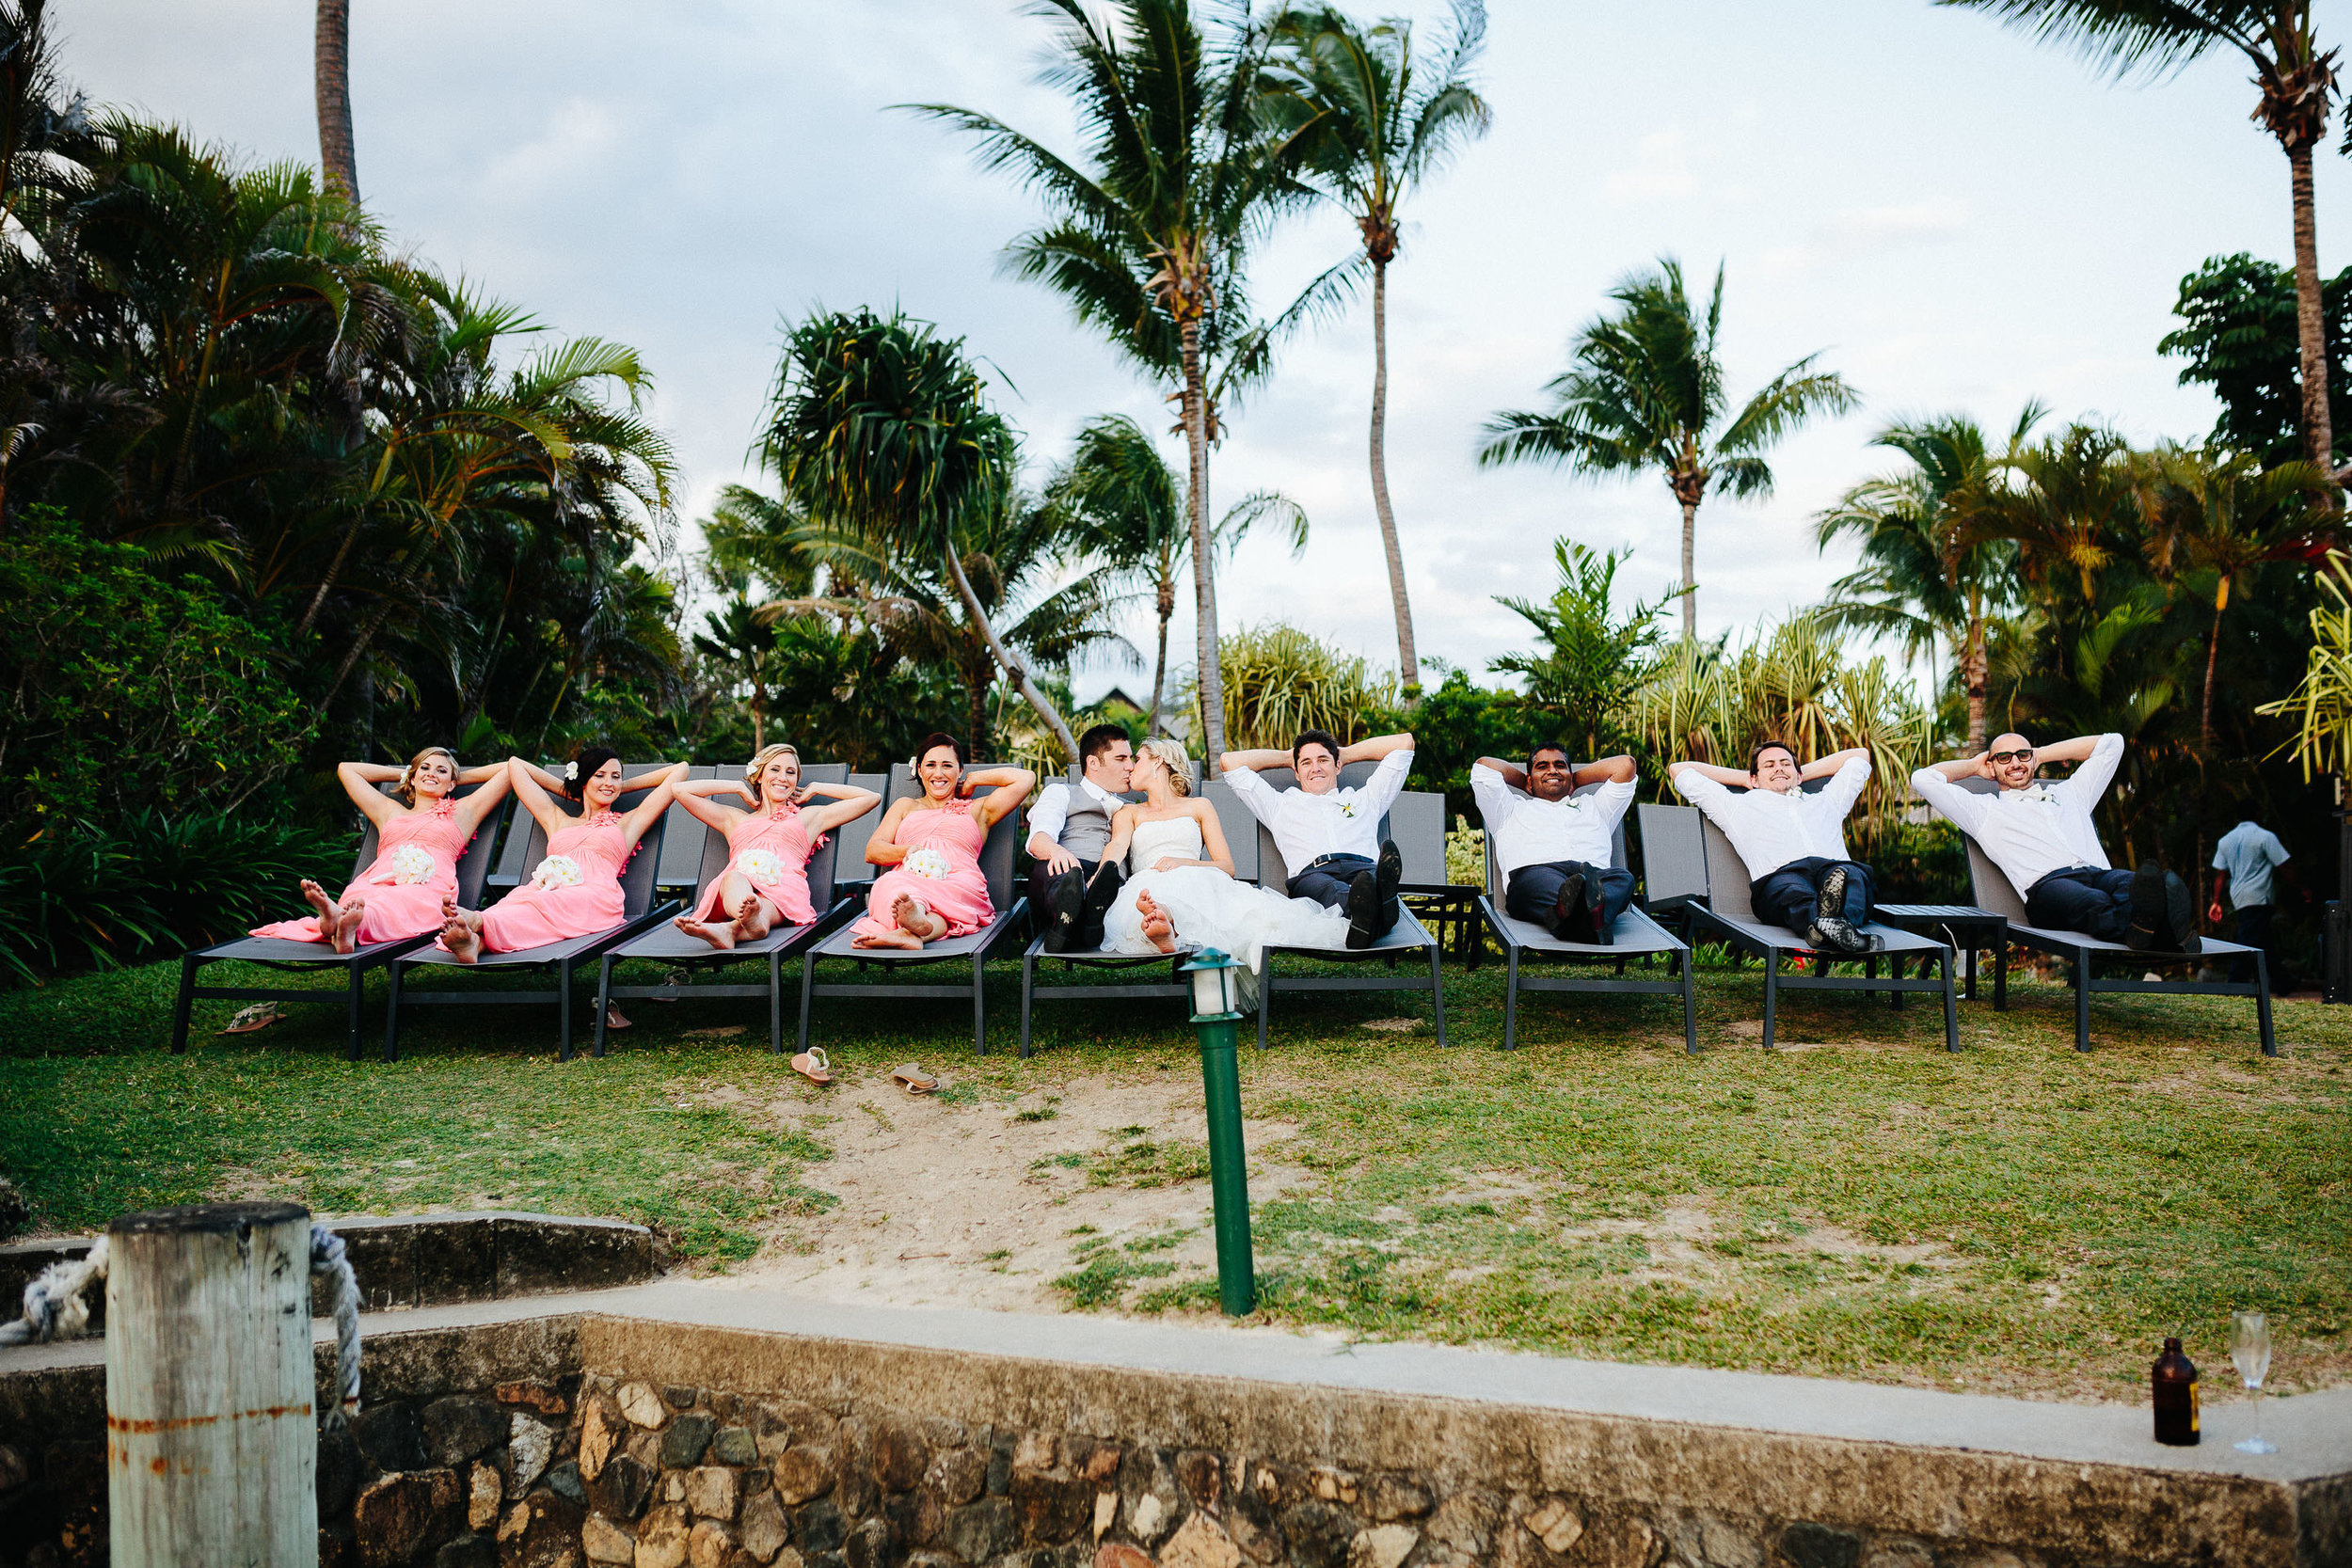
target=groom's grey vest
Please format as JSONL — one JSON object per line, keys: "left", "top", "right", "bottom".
{"left": 1057, "top": 782, "right": 1115, "bottom": 863}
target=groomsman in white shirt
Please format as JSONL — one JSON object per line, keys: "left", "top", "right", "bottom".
{"left": 1219, "top": 728, "right": 1414, "bottom": 948}
{"left": 1471, "top": 745, "right": 1638, "bottom": 944}
{"left": 1668, "top": 743, "right": 1882, "bottom": 955}
{"left": 1910, "top": 732, "right": 2198, "bottom": 952}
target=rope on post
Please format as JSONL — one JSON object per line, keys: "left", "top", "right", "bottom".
{"left": 0, "top": 1235, "right": 108, "bottom": 1346}
{"left": 310, "top": 1222, "right": 362, "bottom": 1426}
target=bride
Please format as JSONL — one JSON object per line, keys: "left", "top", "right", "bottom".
{"left": 1098, "top": 738, "right": 1349, "bottom": 972}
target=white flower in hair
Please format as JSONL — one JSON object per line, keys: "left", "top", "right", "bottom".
{"left": 564, "top": 761, "right": 580, "bottom": 782}
{"left": 736, "top": 848, "right": 787, "bottom": 884}
{"left": 903, "top": 847, "right": 951, "bottom": 879}
{"left": 532, "top": 854, "right": 583, "bottom": 890}
{"left": 382, "top": 844, "right": 437, "bottom": 885}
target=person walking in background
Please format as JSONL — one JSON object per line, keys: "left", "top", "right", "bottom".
{"left": 1669, "top": 742, "right": 1883, "bottom": 954}
{"left": 1029, "top": 723, "right": 1136, "bottom": 953}
{"left": 2212, "top": 816, "right": 2301, "bottom": 990}
{"left": 1472, "top": 745, "right": 1638, "bottom": 945}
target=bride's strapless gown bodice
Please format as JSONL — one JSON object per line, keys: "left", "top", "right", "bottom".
{"left": 1103, "top": 810, "right": 1346, "bottom": 972}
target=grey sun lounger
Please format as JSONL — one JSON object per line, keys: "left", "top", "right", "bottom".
{"left": 1476, "top": 783, "right": 1695, "bottom": 1053}
{"left": 170, "top": 781, "right": 510, "bottom": 1061}
{"left": 1936, "top": 777, "right": 2275, "bottom": 1055}
{"left": 1637, "top": 801, "right": 1958, "bottom": 1052}
{"left": 385, "top": 778, "right": 678, "bottom": 1063}
{"left": 590, "top": 764, "right": 860, "bottom": 1057}
{"left": 795, "top": 765, "right": 1028, "bottom": 1055}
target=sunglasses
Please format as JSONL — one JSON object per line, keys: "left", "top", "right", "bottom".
{"left": 1988, "top": 749, "right": 2035, "bottom": 765}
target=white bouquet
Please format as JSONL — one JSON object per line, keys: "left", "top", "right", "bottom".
{"left": 531, "top": 854, "right": 584, "bottom": 890}
{"left": 902, "top": 847, "right": 951, "bottom": 880}
{"left": 736, "top": 847, "right": 787, "bottom": 884}
{"left": 377, "top": 844, "right": 438, "bottom": 886}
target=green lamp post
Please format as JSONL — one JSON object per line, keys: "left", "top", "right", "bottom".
{"left": 1182, "top": 947, "right": 1255, "bottom": 1316}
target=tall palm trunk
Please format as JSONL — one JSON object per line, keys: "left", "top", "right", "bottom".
{"left": 2289, "top": 142, "right": 2332, "bottom": 468}
{"left": 1677, "top": 498, "right": 1698, "bottom": 639}
{"left": 314, "top": 0, "right": 358, "bottom": 201}
{"left": 941, "top": 543, "right": 1078, "bottom": 762}
{"left": 1181, "top": 319, "right": 1226, "bottom": 760}
{"left": 1367, "top": 256, "right": 1418, "bottom": 695}
{"left": 2201, "top": 578, "right": 2228, "bottom": 751}
{"left": 295, "top": 499, "right": 367, "bottom": 637}
{"left": 1149, "top": 566, "right": 1174, "bottom": 736}
{"left": 1963, "top": 599, "right": 1988, "bottom": 755}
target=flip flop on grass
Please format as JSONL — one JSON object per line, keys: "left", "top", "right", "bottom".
{"left": 890, "top": 1062, "right": 939, "bottom": 1095}
{"left": 219, "top": 1003, "right": 284, "bottom": 1035}
{"left": 790, "top": 1048, "right": 833, "bottom": 1085}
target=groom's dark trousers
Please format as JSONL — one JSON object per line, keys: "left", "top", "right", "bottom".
{"left": 1288, "top": 854, "right": 1400, "bottom": 938}
{"left": 1505, "top": 861, "right": 1634, "bottom": 938}
{"left": 1750, "top": 856, "right": 1876, "bottom": 938}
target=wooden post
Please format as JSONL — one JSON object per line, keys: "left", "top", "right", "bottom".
{"left": 105, "top": 1201, "right": 316, "bottom": 1567}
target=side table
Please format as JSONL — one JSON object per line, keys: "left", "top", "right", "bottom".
{"left": 1875, "top": 904, "right": 2008, "bottom": 1008}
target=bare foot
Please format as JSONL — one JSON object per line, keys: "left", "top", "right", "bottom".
{"left": 674, "top": 915, "right": 736, "bottom": 951}
{"left": 329, "top": 897, "right": 367, "bottom": 955}
{"left": 892, "top": 894, "right": 945, "bottom": 942}
{"left": 1137, "top": 891, "right": 1177, "bottom": 955}
{"left": 852, "top": 927, "right": 924, "bottom": 950}
{"left": 300, "top": 879, "right": 340, "bottom": 925}
{"left": 440, "top": 916, "right": 482, "bottom": 964}
{"left": 730, "top": 895, "right": 771, "bottom": 943}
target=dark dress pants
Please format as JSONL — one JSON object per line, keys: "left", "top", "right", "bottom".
{"left": 1750, "top": 856, "right": 1875, "bottom": 937}
{"left": 2024, "top": 866, "right": 2135, "bottom": 942}
{"left": 2230, "top": 902, "right": 2283, "bottom": 987}
{"left": 1288, "top": 853, "right": 1399, "bottom": 936}
{"left": 1027, "top": 857, "right": 1101, "bottom": 944}
{"left": 1505, "top": 861, "right": 1634, "bottom": 939}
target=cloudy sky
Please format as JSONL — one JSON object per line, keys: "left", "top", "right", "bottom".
{"left": 70, "top": 1, "right": 2352, "bottom": 700}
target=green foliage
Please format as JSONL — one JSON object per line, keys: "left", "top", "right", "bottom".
{"left": 1385, "top": 667, "right": 1554, "bottom": 824}
{"left": 1196, "top": 624, "right": 1396, "bottom": 752}
{"left": 2258, "top": 550, "right": 2352, "bottom": 779}
{"left": 2159, "top": 253, "right": 2352, "bottom": 466}
{"left": 1489, "top": 541, "right": 1671, "bottom": 763}
{"left": 0, "top": 510, "right": 313, "bottom": 832}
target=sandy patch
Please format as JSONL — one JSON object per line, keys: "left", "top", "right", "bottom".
{"left": 700, "top": 1070, "right": 1315, "bottom": 1311}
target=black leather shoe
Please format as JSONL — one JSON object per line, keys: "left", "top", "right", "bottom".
{"left": 2125, "top": 860, "right": 2165, "bottom": 951}
{"left": 1345, "top": 869, "right": 1379, "bottom": 948}
{"left": 2164, "top": 869, "right": 2201, "bottom": 954}
{"left": 1375, "top": 839, "right": 1403, "bottom": 904}
{"left": 1588, "top": 895, "right": 1613, "bottom": 946}
{"left": 1041, "top": 868, "right": 1086, "bottom": 953}
{"left": 1073, "top": 863, "right": 1125, "bottom": 948}
{"left": 1816, "top": 865, "right": 1848, "bottom": 929}
{"left": 1549, "top": 872, "right": 1588, "bottom": 942}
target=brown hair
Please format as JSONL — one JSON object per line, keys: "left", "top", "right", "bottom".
{"left": 396, "top": 747, "right": 460, "bottom": 807}
{"left": 744, "top": 743, "right": 803, "bottom": 803}
{"left": 1137, "top": 737, "right": 1192, "bottom": 797}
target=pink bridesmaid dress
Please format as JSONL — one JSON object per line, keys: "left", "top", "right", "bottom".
{"left": 453, "top": 812, "right": 632, "bottom": 953}
{"left": 852, "top": 797, "right": 994, "bottom": 939}
{"left": 692, "top": 806, "right": 824, "bottom": 927}
{"left": 252, "top": 797, "right": 472, "bottom": 945}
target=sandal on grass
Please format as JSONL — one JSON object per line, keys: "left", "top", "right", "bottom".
{"left": 890, "top": 1062, "right": 939, "bottom": 1095}
{"left": 219, "top": 1003, "right": 285, "bottom": 1035}
{"left": 605, "top": 1006, "right": 632, "bottom": 1030}
{"left": 791, "top": 1048, "right": 833, "bottom": 1085}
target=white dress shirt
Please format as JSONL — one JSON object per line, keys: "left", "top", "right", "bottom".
{"left": 1672, "top": 755, "right": 1871, "bottom": 879}
{"left": 1909, "top": 734, "right": 2122, "bottom": 895}
{"left": 1223, "top": 750, "right": 1412, "bottom": 878}
{"left": 1025, "top": 776, "right": 1123, "bottom": 851}
{"left": 1470, "top": 765, "right": 1635, "bottom": 878}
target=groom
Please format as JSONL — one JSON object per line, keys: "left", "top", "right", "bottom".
{"left": 1030, "top": 723, "right": 1135, "bottom": 953}
{"left": 1219, "top": 728, "right": 1414, "bottom": 948}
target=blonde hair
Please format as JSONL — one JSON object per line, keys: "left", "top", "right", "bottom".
{"left": 1138, "top": 737, "right": 1192, "bottom": 797}
{"left": 744, "top": 743, "right": 802, "bottom": 803}
{"left": 397, "top": 747, "right": 459, "bottom": 807}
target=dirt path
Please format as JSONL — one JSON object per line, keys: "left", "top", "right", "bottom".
{"left": 702, "top": 1069, "right": 1316, "bottom": 1313}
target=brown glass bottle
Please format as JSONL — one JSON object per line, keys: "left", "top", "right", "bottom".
{"left": 2153, "top": 1337, "right": 2201, "bottom": 1446}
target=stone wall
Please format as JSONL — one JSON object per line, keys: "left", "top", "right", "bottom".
{"left": 0, "top": 1308, "right": 2343, "bottom": 1568}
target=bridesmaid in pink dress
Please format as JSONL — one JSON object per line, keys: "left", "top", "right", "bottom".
{"left": 251, "top": 747, "right": 514, "bottom": 954}
{"left": 851, "top": 733, "right": 1035, "bottom": 950}
{"left": 437, "top": 749, "right": 686, "bottom": 963}
{"left": 670, "top": 742, "right": 881, "bottom": 950}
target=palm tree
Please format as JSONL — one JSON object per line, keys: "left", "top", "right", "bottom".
{"left": 762, "top": 307, "right": 1081, "bottom": 763}
{"left": 909, "top": 0, "right": 1325, "bottom": 762}
{"left": 1966, "top": 422, "right": 2138, "bottom": 610}
{"left": 1265, "top": 1, "right": 1491, "bottom": 695}
{"left": 313, "top": 0, "right": 358, "bottom": 201}
{"left": 1814, "top": 407, "right": 2039, "bottom": 752}
{"left": 693, "top": 597, "right": 784, "bottom": 751}
{"left": 1477, "top": 258, "right": 1857, "bottom": 639}
{"left": 2134, "top": 442, "right": 2334, "bottom": 747}
{"left": 1938, "top": 1, "right": 2340, "bottom": 470}
{"left": 1041, "top": 413, "right": 1305, "bottom": 736}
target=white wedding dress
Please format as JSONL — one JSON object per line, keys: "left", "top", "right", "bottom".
{"left": 1102, "top": 816, "right": 1349, "bottom": 973}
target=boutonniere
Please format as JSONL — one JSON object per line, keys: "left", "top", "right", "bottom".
{"left": 2014, "top": 783, "right": 2057, "bottom": 804}
{"left": 1338, "top": 800, "right": 1358, "bottom": 819}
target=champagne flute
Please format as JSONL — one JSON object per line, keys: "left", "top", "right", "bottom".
{"left": 2232, "top": 1309, "right": 2278, "bottom": 1455}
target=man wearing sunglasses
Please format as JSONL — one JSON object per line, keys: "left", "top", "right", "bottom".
{"left": 1668, "top": 742, "right": 1882, "bottom": 955}
{"left": 1910, "top": 732, "right": 2198, "bottom": 952}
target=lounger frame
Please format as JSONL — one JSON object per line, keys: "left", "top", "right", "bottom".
{"left": 169, "top": 782, "right": 509, "bottom": 1061}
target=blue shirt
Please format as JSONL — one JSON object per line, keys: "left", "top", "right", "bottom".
{"left": 2212, "top": 822, "right": 2290, "bottom": 910}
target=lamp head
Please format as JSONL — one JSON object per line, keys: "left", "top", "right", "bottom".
{"left": 1181, "top": 947, "right": 1242, "bottom": 1020}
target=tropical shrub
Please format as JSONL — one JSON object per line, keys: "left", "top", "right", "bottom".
{"left": 1193, "top": 624, "right": 1396, "bottom": 752}
{"left": 0, "top": 511, "right": 314, "bottom": 833}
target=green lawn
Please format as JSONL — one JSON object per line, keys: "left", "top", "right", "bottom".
{"left": 2, "top": 950, "right": 2344, "bottom": 1402}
